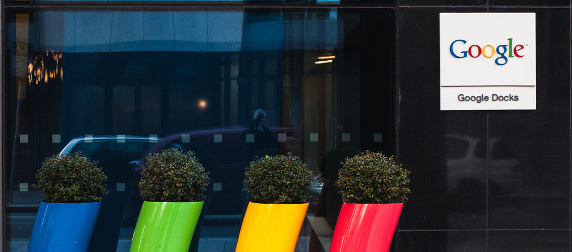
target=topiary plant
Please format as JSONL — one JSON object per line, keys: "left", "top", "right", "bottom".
{"left": 244, "top": 153, "right": 312, "bottom": 204}
{"left": 35, "top": 152, "right": 109, "bottom": 203}
{"left": 139, "top": 148, "right": 210, "bottom": 202}
{"left": 336, "top": 151, "right": 410, "bottom": 204}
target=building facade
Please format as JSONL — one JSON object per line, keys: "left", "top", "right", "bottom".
{"left": 1, "top": 0, "right": 571, "bottom": 251}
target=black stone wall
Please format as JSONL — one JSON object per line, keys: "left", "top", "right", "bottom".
{"left": 395, "top": 1, "right": 571, "bottom": 251}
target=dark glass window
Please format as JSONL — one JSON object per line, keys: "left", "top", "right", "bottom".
{"left": 5, "top": 8, "right": 395, "bottom": 252}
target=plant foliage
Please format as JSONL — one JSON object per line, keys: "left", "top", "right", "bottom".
{"left": 336, "top": 151, "right": 410, "bottom": 204}
{"left": 244, "top": 153, "right": 312, "bottom": 204}
{"left": 139, "top": 148, "right": 210, "bottom": 202}
{"left": 35, "top": 152, "right": 108, "bottom": 203}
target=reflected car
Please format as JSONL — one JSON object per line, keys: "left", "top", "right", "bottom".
{"left": 446, "top": 135, "right": 522, "bottom": 198}
{"left": 11, "top": 126, "right": 308, "bottom": 251}
{"left": 59, "top": 135, "right": 165, "bottom": 252}
{"left": 60, "top": 126, "right": 303, "bottom": 218}
{"left": 58, "top": 135, "right": 165, "bottom": 219}
{"left": 149, "top": 126, "right": 303, "bottom": 215}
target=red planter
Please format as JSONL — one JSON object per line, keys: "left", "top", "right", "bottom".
{"left": 330, "top": 202, "right": 403, "bottom": 252}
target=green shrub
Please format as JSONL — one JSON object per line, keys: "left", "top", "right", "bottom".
{"left": 244, "top": 153, "right": 312, "bottom": 204}
{"left": 35, "top": 152, "right": 108, "bottom": 203}
{"left": 336, "top": 151, "right": 410, "bottom": 204}
{"left": 139, "top": 148, "right": 210, "bottom": 202}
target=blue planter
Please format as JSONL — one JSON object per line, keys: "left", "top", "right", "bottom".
{"left": 28, "top": 201, "right": 101, "bottom": 252}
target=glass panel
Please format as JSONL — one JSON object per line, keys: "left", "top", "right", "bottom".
{"left": 5, "top": 8, "right": 395, "bottom": 251}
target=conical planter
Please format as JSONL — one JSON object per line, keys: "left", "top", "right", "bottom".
{"left": 130, "top": 201, "right": 203, "bottom": 252}
{"left": 28, "top": 201, "right": 101, "bottom": 252}
{"left": 330, "top": 202, "right": 403, "bottom": 252}
{"left": 236, "top": 202, "right": 309, "bottom": 252}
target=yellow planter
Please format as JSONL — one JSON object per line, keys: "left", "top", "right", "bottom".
{"left": 236, "top": 202, "right": 309, "bottom": 252}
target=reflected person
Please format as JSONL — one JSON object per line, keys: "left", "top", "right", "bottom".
{"left": 242, "top": 108, "right": 277, "bottom": 164}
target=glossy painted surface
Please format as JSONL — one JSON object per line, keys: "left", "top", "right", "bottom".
{"left": 236, "top": 202, "right": 309, "bottom": 252}
{"left": 130, "top": 201, "right": 203, "bottom": 252}
{"left": 330, "top": 202, "right": 403, "bottom": 252}
{"left": 28, "top": 201, "right": 101, "bottom": 252}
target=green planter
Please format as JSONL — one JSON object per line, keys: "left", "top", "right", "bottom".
{"left": 130, "top": 201, "right": 203, "bottom": 252}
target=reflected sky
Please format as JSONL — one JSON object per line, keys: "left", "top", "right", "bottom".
{"left": 33, "top": 10, "right": 339, "bottom": 53}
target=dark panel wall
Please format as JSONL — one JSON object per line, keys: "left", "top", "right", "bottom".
{"left": 396, "top": 3, "right": 571, "bottom": 252}
{"left": 398, "top": 0, "right": 569, "bottom": 6}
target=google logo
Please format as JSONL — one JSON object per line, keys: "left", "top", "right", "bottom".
{"left": 449, "top": 38, "right": 525, "bottom": 66}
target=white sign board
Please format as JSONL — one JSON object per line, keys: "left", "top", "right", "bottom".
{"left": 440, "top": 13, "right": 536, "bottom": 110}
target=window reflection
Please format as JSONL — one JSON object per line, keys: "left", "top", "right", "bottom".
{"left": 28, "top": 52, "right": 63, "bottom": 85}
{"left": 446, "top": 132, "right": 523, "bottom": 231}
{"left": 7, "top": 9, "right": 394, "bottom": 252}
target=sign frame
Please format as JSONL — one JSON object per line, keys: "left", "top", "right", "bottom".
{"left": 440, "top": 13, "right": 536, "bottom": 111}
